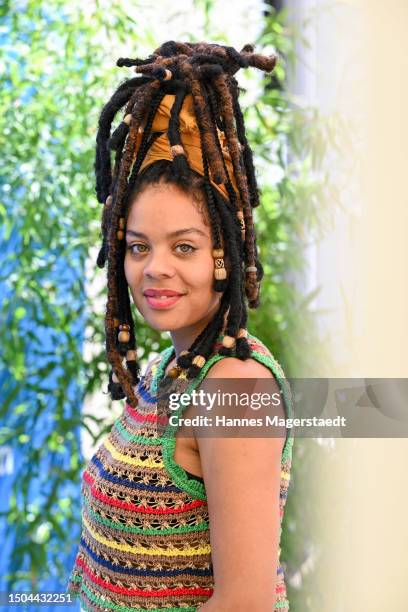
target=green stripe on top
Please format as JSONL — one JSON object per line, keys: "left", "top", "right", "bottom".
{"left": 248, "top": 338, "right": 295, "bottom": 463}
{"left": 83, "top": 496, "right": 209, "bottom": 535}
{"left": 115, "top": 418, "right": 161, "bottom": 446}
{"left": 150, "top": 346, "right": 174, "bottom": 396}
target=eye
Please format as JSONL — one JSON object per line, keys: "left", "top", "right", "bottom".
{"left": 126, "top": 243, "right": 149, "bottom": 255}
{"left": 175, "top": 243, "right": 197, "bottom": 254}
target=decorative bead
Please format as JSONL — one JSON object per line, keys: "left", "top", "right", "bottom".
{"left": 246, "top": 265, "right": 258, "bottom": 273}
{"left": 214, "top": 258, "right": 225, "bottom": 269}
{"left": 118, "top": 331, "right": 130, "bottom": 343}
{"left": 113, "top": 318, "right": 120, "bottom": 327}
{"left": 222, "top": 335, "right": 236, "bottom": 348}
{"left": 237, "top": 210, "right": 245, "bottom": 230}
{"left": 163, "top": 69, "right": 172, "bottom": 81}
{"left": 237, "top": 328, "right": 248, "bottom": 338}
{"left": 180, "top": 350, "right": 189, "bottom": 357}
{"left": 119, "top": 217, "right": 126, "bottom": 229}
{"left": 126, "top": 350, "right": 137, "bottom": 361}
{"left": 214, "top": 268, "right": 227, "bottom": 280}
{"left": 237, "top": 211, "right": 245, "bottom": 237}
{"left": 112, "top": 371, "right": 119, "bottom": 383}
{"left": 178, "top": 371, "right": 188, "bottom": 380}
{"left": 106, "top": 195, "right": 113, "bottom": 206}
{"left": 117, "top": 230, "right": 125, "bottom": 240}
{"left": 119, "top": 324, "right": 130, "bottom": 330}
{"left": 212, "top": 248, "right": 224, "bottom": 258}
{"left": 168, "top": 366, "right": 181, "bottom": 378}
{"left": 124, "top": 114, "right": 132, "bottom": 125}
{"left": 192, "top": 355, "right": 206, "bottom": 368}
{"left": 170, "top": 144, "right": 186, "bottom": 158}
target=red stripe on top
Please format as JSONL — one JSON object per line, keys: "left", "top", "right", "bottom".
{"left": 126, "top": 403, "right": 169, "bottom": 426}
{"left": 76, "top": 556, "right": 213, "bottom": 598}
{"left": 83, "top": 470, "right": 206, "bottom": 514}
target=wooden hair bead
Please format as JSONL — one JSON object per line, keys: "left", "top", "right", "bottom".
{"left": 168, "top": 366, "right": 181, "bottom": 378}
{"left": 214, "top": 258, "right": 225, "bottom": 269}
{"left": 117, "top": 230, "right": 125, "bottom": 240}
{"left": 113, "top": 318, "right": 120, "bottom": 327}
{"left": 192, "top": 355, "right": 206, "bottom": 368}
{"left": 237, "top": 328, "right": 248, "bottom": 338}
{"left": 222, "top": 335, "right": 236, "bottom": 348}
{"left": 237, "top": 211, "right": 245, "bottom": 230}
{"left": 126, "top": 350, "right": 137, "bottom": 361}
{"left": 124, "top": 114, "right": 132, "bottom": 125}
{"left": 246, "top": 265, "right": 258, "bottom": 273}
{"left": 170, "top": 144, "right": 186, "bottom": 158}
{"left": 119, "top": 217, "right": 126, "bottom": 229}
{"left": 118, "top": 323, "right": 130, "bottom": 344}
{"left": 237, "top": 210, "right": 245, "bottom": 236}
{"left": 212, "top": 248, "right": 224, "bottom": 258}
{"left": 163, "top": 69, "right": 173, "bottom": 81}
{"left": 214, "top": 268, "right": 227, "bottom": 280}
{"left": 118, "top": 330, "right": 130, "bottom": 343}
{"left": 179, "top": 350, "right": 190, "bottom": 357}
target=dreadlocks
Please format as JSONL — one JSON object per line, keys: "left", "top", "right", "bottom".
{"left": 94, "top": 41, "right": 277, "bottom": 406}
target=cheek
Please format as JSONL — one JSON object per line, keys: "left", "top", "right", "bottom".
{"left": 124, "top": 256, "right": 142, "bottom": 290}
{"left": 187, "top": 253, "right": 214, "bottom": 286}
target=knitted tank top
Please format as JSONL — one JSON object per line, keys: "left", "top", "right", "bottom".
{"left": 67, "top": 333, "right": 294, "bottom": 611}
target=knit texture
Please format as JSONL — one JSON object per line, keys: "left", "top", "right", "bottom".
{"left": 67, "top": 333, "right": 294, "bottom": 611}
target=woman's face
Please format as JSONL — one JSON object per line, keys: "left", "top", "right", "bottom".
{"left": 124, "top": 182, "right": 222, "bottom": 333}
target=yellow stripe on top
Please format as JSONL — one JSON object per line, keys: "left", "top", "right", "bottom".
{"left": 103, "top": 438, "right": 164, "bottom": 469}
{"left": 83, "top": 515, "right": 211, "bottom": 557}
{"left": 151, "top": 362, "right": 158, "bottom": 377}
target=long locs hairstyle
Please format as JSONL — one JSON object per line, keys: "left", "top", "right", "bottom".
{"left": 94, "top": 41, "right": 277, "bottom": 406}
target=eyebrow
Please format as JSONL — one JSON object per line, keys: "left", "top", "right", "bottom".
{"left": 125, "top": 227, "right": 207, "bottom": 239}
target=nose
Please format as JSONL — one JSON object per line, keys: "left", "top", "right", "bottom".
{"left": 143, "top": 248, "right": 176, "bottom": 279}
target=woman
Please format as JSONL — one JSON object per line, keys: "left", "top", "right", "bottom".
{"left": 68, "top": 41, "right": 294, "bottom": 611}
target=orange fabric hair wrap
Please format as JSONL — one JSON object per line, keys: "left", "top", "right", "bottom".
{"left": 131, "top": 93, "right": 240, "bottom": 203}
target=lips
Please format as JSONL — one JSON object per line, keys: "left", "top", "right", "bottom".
{"left": 142, "top": 288, "right": 185, "bottom": 310}
{"left": 143, "top": 289, "right": 184, "bottom": 297}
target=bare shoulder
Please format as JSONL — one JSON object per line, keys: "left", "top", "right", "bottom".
{"left": 206, "top": 356, "right": 274, "bottom": 379}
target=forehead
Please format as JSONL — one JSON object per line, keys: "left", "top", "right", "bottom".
{"left": 127, "top": 183, "right": 209, "bottom": 233}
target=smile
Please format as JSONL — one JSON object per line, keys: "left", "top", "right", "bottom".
{"left": 144, "top": 294, "right": 183, "bottom": 310}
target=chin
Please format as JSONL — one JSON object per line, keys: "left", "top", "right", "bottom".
{"left": 139, "top": 309, "right": 194, "bottom": 332}
{"left": 139, "top": 311, "right": 185, "bottom": 332}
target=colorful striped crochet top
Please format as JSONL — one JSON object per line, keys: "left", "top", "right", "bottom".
{"left": 67, "top": 333, "right": 294, "bottom": 611}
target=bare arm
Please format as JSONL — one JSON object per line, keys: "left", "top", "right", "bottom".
{"left": 196, "top": 358, "right": 285, "bottom": 611}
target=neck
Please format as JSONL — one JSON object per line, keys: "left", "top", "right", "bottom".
{"left": 169, "top": 305, "right": 228, "bottom": 358}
